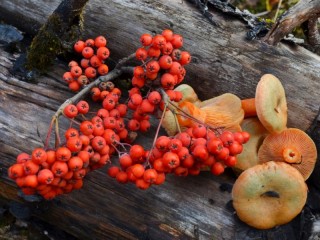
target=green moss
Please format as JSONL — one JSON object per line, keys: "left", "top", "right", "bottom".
{"left": 25, "top": 12, "right": 82, "bottom": 73}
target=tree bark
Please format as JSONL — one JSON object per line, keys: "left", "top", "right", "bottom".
{"left": 1, "top": 0, "right": 320, "bottom": 239}
{"left": 1, "top": 0, "right": 320, "bottom": 130}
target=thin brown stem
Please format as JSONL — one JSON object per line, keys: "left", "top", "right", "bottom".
{"left": 273, "top": 0, "right": 283, "bottom": 22}
{"left": 55, "top": 119, "right": 61, "bottom": 148}
{"left": 44, "top": 118, "right": 55, "bottom": 150}
{"left": 146, "top": 103, "right": 168, "bottom": 165}
{"left": 52, "top": 53, "right": 135, "bottom": 121}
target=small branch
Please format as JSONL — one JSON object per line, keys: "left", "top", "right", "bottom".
{"left": 264, "top": 0, "right": 320, "bottom": 45}
{"left": 303, "top": 17, "right": 320, "bottom": 46}
{"left": 44, "top": 118, "right": 55, "bottom": 150}
{"left": 146, "top": 103, "right": 168, "bottom": 164}
{"left": 55, "top": 119, "right": 61, "bottom": 148}
{"left": 272, "top": 0, "right": 283, "bottom": 22}
{"left": 52, "top": 53, "right": 135, "bottom": 121}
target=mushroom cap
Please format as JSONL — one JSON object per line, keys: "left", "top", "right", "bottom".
{"left": 233, "top": 117, "right": 269, "bottom": 174}
{"left": 162, "top": 110, "right": 179, "bottom": 136}
{"left": 232, "top": 161, "right": 308, "bottom": 229}
{"left": 258, "top": 128, "right": 317, "bottom": 180}
{"left": 255, "top": 74, "right": 288, "bottom": 134}
{"left": 174, "top": 84, "right": 201, "bottom": 105}
{"left": 177, "top": 101, "right": 206, "bottom": 128}
{"left": 200, "top": 93, "right": 244, "bottom": 131}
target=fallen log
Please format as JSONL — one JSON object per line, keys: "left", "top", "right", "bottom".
{"left": 0, "top": 0, "right": 320, "bottom": 239}
{"left": 0, "top": 47, "right": 238, "bottom": 239}
{"left": 1, "top": 0, "right": 320, "bottom": 130}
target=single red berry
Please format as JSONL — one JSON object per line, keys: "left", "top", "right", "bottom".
{"left": 63, "top": 104, "right": 78, "bottom": 118}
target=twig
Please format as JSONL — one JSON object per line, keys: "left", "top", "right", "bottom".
{"left": 44, "top": 118, "right": 55, "bottom": 150}
{"left": 146, "top": 103, "right": 168, "bottom": 165}
{"left": 52, "top": 53, "right": 135, "bottom": 120}
{"left": 55, "top": 119, "right": 61, "bottom": 148}
{"left": 44, "top": 53, "right": 135, "bottom": 148}
{"left": 273, "top": 0, "right": 283, "bottom": 22}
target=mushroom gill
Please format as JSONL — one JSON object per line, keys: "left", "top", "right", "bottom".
{"left": 258, "top": 128, "right": 317, "bottom": 180}
{"left": 200, "top": 93, "right": 244, "bottom": 131}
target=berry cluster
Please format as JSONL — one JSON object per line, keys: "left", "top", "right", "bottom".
{"left": 125, "top": 29, "right": 190, "bottom": 133}
{"left": 62, "top": 36, "right": 110, "bottom": 92}
{"left": 107, "top": 124, "right": 249, "bottom": 190}
{"left": 8, "top": 86, "right": 128, "bottom": 200}
{"left": 133, "top": 29, "right": 190, "bottom": 90}
{"left": 9, "top": 30, "right": 251, "bottom": 199}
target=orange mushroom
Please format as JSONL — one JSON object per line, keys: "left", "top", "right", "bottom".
{"left": 200, "top": 93, "right": 244, "bottom": 132}
{"left": 255, "top": 74, "right": 288, "bottom": 133}
{"left": 176, "top": 101, "right": 206, "bottom": 128}
{"left": 258, "top": 128, "right": 317, "bottom": 180}
{"left": 232, "top": 161, "right": 308, "bottom": 229}
{"left": 241, "top": 98, "right": 256, "bottom": 118}
{"left": 233, "top": 117, "right": 269, "bottom": 174}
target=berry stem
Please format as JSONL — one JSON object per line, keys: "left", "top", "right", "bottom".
{"left": 44, "top": 118, "right": 55, "bottom": 150}
{"left": 55, "top": 118, "right": 61, "bottom": 148}
{"left": 146, "top": 102, "right": 168, "bottom": 164}
{"left": 52, "top": 53, "right": 135, "bottom": 121}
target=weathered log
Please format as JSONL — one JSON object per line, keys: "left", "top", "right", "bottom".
{"left": 1, "top": 0, "right": 320, "bottom": 130}
{"left": 0, "top": 47, "right": 238, "bottom": 239}
{"left": 1, "top": 0, "right": 320, "bottom": 239}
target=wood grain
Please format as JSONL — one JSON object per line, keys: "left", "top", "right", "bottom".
{"left": 0, "top": 47, "right": 237, "bottom": 239}
{"left": 0, "top": 0, "right": 320, "bottom": 239}
{"left": 0, "top": 0, "right": 320, "bottom": 129}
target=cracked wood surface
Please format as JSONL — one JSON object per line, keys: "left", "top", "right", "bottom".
{"left": 0, "top": 0, "right": 320, "bottom": 239}
{"left": 0, "top": 0, "right": 320, "bottom": 130}
{"left": 0, "top": 48, "right": 236, "bottom": 239}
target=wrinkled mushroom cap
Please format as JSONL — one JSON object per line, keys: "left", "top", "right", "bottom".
{"left": 258, "top": 128, "right": 317, "bottom": 180}
{"left": 255, "top": 74, "right": 288, "bottom": 134}
{"left": 232, "top": 161, "right": 307, "bottom": 229}
{"left": 233, "top": 117, "right": 269, "bottom": 174}
{"left": 174, "top": 84, "right": 201, "bottom": 105}
{"left": 200, "top": 93, "right": 244, "bottom": 131}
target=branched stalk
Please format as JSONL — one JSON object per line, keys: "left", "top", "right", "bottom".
{"left": 55, "top": 119, "right": 61, "bottom": 148}
{"left": 273, "top": 0, "right": 283, "bottom": 22}
{"left": 44, "top": 118, "right": 55, "bottom": 150}
{"left": 146, "top": 103, "right": 168, "bottom": 165}
{"left": 46, "top": 53, "right": 135, "bottom": 148}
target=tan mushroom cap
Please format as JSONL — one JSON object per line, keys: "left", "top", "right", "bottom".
{"left": 255, "top": 74, "right": 288, "bottom": 134}
{"left": 200, "top": 93, "right": 244, "bottom": 131}
{"left": 174, "top": 84, "right": 201, "bottom": 105}
{"left": 232, "top": 161, "right": 308, "bottom": 230}
{"left": 258, "top": 128, "right": 317, "bottom": 180}
{"left": 162, "top": 110, "right": 179, "bottom": 136}
{"left": 233, "top": 117, "right": 269, "bottom": 174}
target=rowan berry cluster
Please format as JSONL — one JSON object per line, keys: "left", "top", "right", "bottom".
{"left": 126, "top": 29, "right": 189, "bottom": 133}
{"left": 133, "top": 29, "right": 190, "bottom": 91}
{"left": 7, "top": 86, "right": 127, "bottom": 200}
{"left": 62, "top": 36, "right": 110, "bottom": 92}
{"left": 9, "top": 30, "right": 250, "bottom": 199}
{"left": 107, "top": 125, "right": 249, "bottom": 190}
